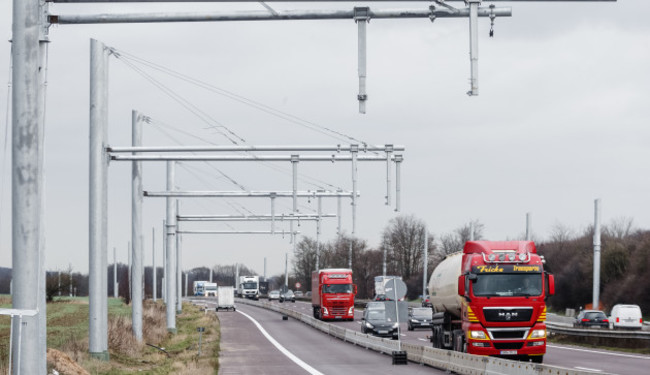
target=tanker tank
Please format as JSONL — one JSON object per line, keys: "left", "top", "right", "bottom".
{"left": 427, "top": 251, "right": 463, "bottom": 319}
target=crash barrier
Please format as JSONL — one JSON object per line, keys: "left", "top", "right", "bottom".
{"left": 236, "top": 298, "right": 605, "bottom": 374}
{"left": 547, "top": 321, "right": 650, "bottom": 340}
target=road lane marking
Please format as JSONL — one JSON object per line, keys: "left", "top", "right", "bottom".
{"left": 574, "top": 367, "right": 602, "bottom": 372}
{"left": 547, "top": 344, "right": 650, "bottom": 360}
{"left": 237, "top": 310, "right": 325, "bottom": 375}
{"left": 418, "top": 338, "right": 428, "bottom": 342}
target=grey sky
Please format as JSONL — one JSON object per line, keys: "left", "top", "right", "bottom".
{"left": 1, "top": 1, "right": 648, "bottom": 277}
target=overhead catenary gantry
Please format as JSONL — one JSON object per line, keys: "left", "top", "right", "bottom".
{"left": 10, "top": 0, "right": 616, "bottom": 370}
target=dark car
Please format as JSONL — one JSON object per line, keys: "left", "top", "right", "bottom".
{"left": 421, "top": 295, "right": 433, "bottom": 308}
{"left": 573, "top": 310, "right": 609, "bottom": 329}
{"left": 374, "top": 294, "right": 392, "bottom": 301}
{"left": 279, "top": 289, "right": 295, "bottom": 303}
{"left": 361, "top": 303, "right": 399, "bottom": 340}
{"left": 408, "top": 307, "right": 433, "bottom": 331}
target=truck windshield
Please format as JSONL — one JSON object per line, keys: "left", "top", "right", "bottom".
{"left": 322, "top": 284, "right": 353, "bottom": 294}
{"left": 242, "top": 282, "right": 257, "bottom": 289}
{"left": 473, "top": 273, "right": 542, "bottom": 297}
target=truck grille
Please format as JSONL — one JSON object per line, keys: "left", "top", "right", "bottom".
{"left": 489, "top": 330, "right": 527, "bottom": 339}
{"left": 493, "top": 342, "right": 523, "bottom": 350}
{"left": 331, "top": 307, "right": 347, "bottom": 315}
{"left": 483, "top": 308, "right": 532, "bottom": 322}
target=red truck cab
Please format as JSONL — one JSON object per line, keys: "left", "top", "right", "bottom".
{"left": 311, "top": 268, "right": 357, "bottom": 321}
{"left": 458, "top": 241, "right": 555, "bottom": 362}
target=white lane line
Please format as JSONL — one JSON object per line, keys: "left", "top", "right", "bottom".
{"left": 547, "top": 344, "right": 650, "bottom": 360}
{"left": 574, "top": 367, "right": 602, "bottom": 372}
{"left": 418, "top": 338, "right": 428, "bottom": 342}
{"left": 237, "top": 310, "right": 325, "bottom": 375}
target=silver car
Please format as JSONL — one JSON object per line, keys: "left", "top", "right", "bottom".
{"left": 268, "top": 290, "right": 281, "bottom": 300}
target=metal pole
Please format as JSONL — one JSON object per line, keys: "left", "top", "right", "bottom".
{"left": 316, "top": 196, "right": 321, "bottom": 271}
{"left": 162, "top": 220, "right": 166, "bottom": 303}
{"left": 128, "top": 241, "right": 131, "bottom": 299}
{"left": 176, "top": 200, "right": 182, "bottom": 314}
{"left": 382, "top": 246, "right": 386, "bottom": 277}
{"left": 351, "top": 145, "right": 358, "bottom": 236}
{"left": 264, "top": 257, "right": 267, "bottom": 279}
{"left": 108, "top": 144, "right": 405, "bottom": 153}
{"left": 348, "top": 240, "right": 352, "bottom": 270}
{"left": 291, "top": 155, "right": 298, "bottom": 249}
{"left": 285, "top": 252, "right": 289, "bottom": 291}
{"left": 165, "top": 162, "right": 177, "bottom": 332}
{"left": 592, "top": 199, "right": 601, "bottom": 309}
{"left": 210, "top": 268, "right": 213, "bottom": 283}
{"left": 423, "top": 231, "right": 428, "bottom": 299}
{"left": 88, "top": 38, "right": 109, "bottom": 361}
{"left": 526, "top": 212, "right": 532, "bottom": 241}
{"left": 270, "top": 193, "right": 276, "bottom": 234}
{"left": 113, "top": 248, "right": 117, "bottom": 298}
{"left": 394, "top": 155, "right": 403, "bottom": 212}
{"left": 385, "top": 145, "right": 393, "bottom": 206}
{"left": 468, "top": 0, "right": 480, "bottom": 96}
{"left": 152, "top": 227, "right": 156, "bottom": 301}
{"left": 470, "top": 222, "right": 475, "bottom": 242}
{"left": 355, "top": 7, "right": 369, "bottom": 113}
{"left": 131, "top": 110, "right": 143, "bottom": 341}
{"left": 337, "top": 190, "right": 342, "bottom": 235}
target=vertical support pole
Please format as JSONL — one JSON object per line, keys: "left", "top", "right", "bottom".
{"left": 350, "top": 144, "right": 358, "bottom": 236}
{"left": 162, "top": 220, "right": 166, "bottom": 303}
{"left": 526, "top": 212, "right": 532, "bottom": 241}
{"left": 113, "top": 248, "right": 117, "bottom": 298}
{"left": 165, "top": 162, "right": 177, "bottom": 333}
{"left": 467, "top": 0, "right": 480, "bottom": 96}
{"left": 152, "top": 227, "right": 156, "bottom": 302}
{"left": 88, "top": 38, "right": 109, "bottom": 361}
{"left": 394, "top": 155, "right": 403, "bottom": 212}
{"left": 131, "top": 110, "right": 143, "bottom": 341}
{"left": 593, "top": 199, "right": 601, "bottom": 310}
{"left": 470, "top": 222, "right": 475, "bottom": 241}
{"left": 270, "top": 193, "right": 276, "bottom": 234}
{"left": 337, "top": 190, "right": 342, "bottom": 235}
{"left": 184, "top": 272, "right": 188, "bottom": 298}
{"left": 382, "top": 246, "right": 386, "bottom": 277}
{"left": 210, "top": 268, "right": 213, "bottom": 283}
{"left": 423, "top": 230, "right": 428, "bottom": 299}
{"left": 385, "top": 144, "right": 393, "bottom": 206}
{"left": 290, "top": 155, "right": 299, "bottom": 247}
{"left": 176, "top": 200, "right": 182, "bottom": 314}
{"left": 355, "top": 7, "right": 369, "bottom": 114}
{"left": 349, "top": 240, "right": 353, "bottom": 270}
{"left": 128, "top": 241, "right": 131, "bottom": 299}
{"left": 264, "top": 257, "right": 267, "bottom": 279}
{"left": 316, "top": 195, "right": 322, "bottom": 271}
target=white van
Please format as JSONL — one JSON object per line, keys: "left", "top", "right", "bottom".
{"left": 609, "top": 304, "right": 643, "bottom": 330}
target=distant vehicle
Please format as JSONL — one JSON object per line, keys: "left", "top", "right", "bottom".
{"left": 609, "top": 304, "right": 643, "bottom": 330}
{"left": 268, "top": 290, "right": 281, "bottom": 301}
{"left": 204, "top": 282, "right": 217, "bottom": 297}
{"left": 238, "top": 276, "right": 259, "bottom": 300}
{"left": 361, "top": 302, "right": 399, "bottom": 340}
{"left": 258, "top": 279, "right": 269, "bottom": 299}
{"left": 193, "top": 281, "right": 217, "bottom": 297}
{"left": 215, "top": 286, "right": 235, "bottom": 311}
{"left": 280, "top": 289, "right": 296, "bottom": 303}
{"left": 374, "top": 275, "right": 402, "bottom": 301}
{"left": 305, "top": 291, "right": 312, "bottom": 298}
{"left": 294, "top": 291, "right": 304, "bottom": 298}
{"left": 573, "top": 310, "right": 609, "bottom": 329}
{"left": 421, "top": 295, "right": 432, "bottom": 308}
{"left": 408, "top": 307, "right": 433, "bottom": 331}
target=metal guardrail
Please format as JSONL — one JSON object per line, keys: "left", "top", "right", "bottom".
{"left": 547, "top": 322, "right": 650, "bottom": 340}
{"left": 235, "top": 299, "right": 608, "bottom": 375}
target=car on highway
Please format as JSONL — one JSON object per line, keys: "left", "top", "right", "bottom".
{"left": 374, "top": 294, "right": 392, "bottom": 301}
{"left": 407, "top": 307, "right": 432, "bottom": 331}
{"left": 280, "top": 289, "right": 295, "bottom": 303}
{"left": 294, "top": 291, "right": 303, "bottom": 298}
{"left": 268, "top": 290, "right": 281, "bottom": 301}
{"left": 609, "top": 304, "right": 643, "bottom": 330}
{"left": 361, "top": 302, "right": 399, "bottom": 340}
{"left": 573, "top": 310, "right": 609, "bottom": 329}
{"left": 421, "top": 295, "right": 432, "bottom": 308}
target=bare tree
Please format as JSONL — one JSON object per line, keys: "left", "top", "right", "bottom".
{"left": 605, "top": 216, "right": 635, "bottom": 239}
{"left": 380, "top": 215, "right": 432, "bottom": 281}
{"left": 292, "top": 237, "right": 319, "bottom": 292}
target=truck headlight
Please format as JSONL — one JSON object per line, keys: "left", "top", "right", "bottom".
{"left": 469, "top": 330, "right": 488, "bottom": 340}
{"left": 528, "top": 329, "right": 546, "bottom": 339}
{"left": 322, "top": 307, "right": 328, "bottom": 315}
{"left": 348, "top": 307, "right": 354, "bottom": 315}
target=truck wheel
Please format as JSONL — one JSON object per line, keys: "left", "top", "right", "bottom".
{"left": 452, "top": 330, "right": 465, "bottom": 352}
{"left": 408, "top": 323, "right": 413, "bottom": 331}
{"left": 530, "top": 355, "right": 543, "bottom": 363}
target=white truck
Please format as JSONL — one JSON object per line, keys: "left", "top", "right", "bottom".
{"left": 237, "top": 276, "right": 259, "bottom": 300}
{"left": 374, "top": 275, "right": 403, "bottom": 300}
{"left": 216, "top": 286, "right": 235, "bottom": 311}
{"left": 193, "top": 281, "right": 218, "bottom": 297}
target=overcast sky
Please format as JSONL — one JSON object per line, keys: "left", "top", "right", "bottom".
{"left": 1, "top": 1, "right": 648, "bottom": 277}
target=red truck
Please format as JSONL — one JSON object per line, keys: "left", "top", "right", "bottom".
{"left": 311, "top": 268, "right": 357, "bottom": 321}
{"left": 428, "top": 241, "right": 555, "bottom": 363}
